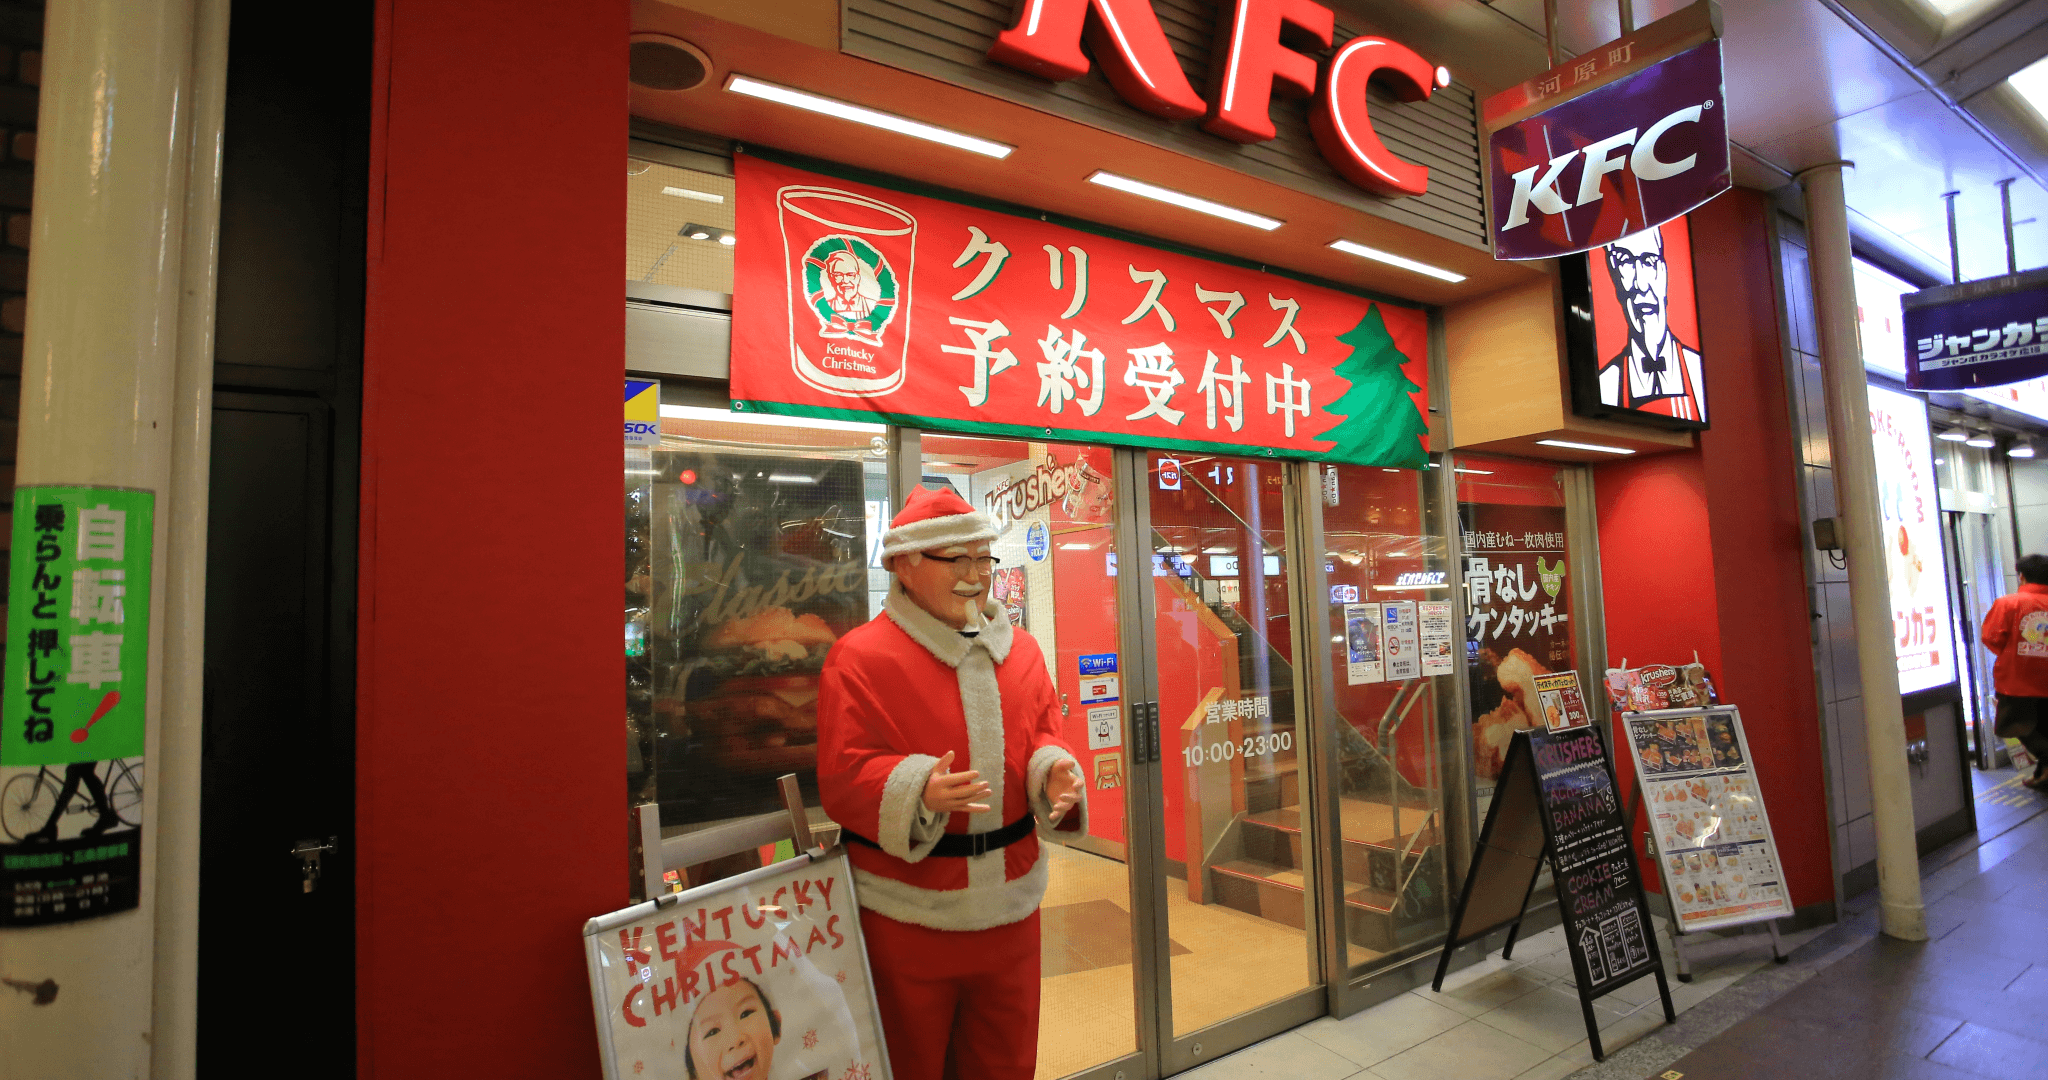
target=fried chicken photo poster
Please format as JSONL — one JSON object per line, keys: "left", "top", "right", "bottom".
{"left": 587, "top": 852, "right": 891, "bottom": 1080}
{"left": 1462, "top": 506, "right": 1573, "bottom": 800}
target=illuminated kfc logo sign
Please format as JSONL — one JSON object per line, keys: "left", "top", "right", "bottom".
{"left": 1485, "top": 33, "right": 1729, "bottom": 261}
{"left": 983, "top": 0, "right": 1447, "bottom": 198}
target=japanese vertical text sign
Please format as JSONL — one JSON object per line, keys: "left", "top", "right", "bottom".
{"left": 1901, "top": 268, "right": 2048, "bottom": 390}
{"left": 1484, "top": 24, "right": 1728, "bottom": 261}
{"left": 732, "top": 154, "right": 1433, "bottom": 469}
{"left": 1, "top": 486, "right": 154, "bottom": 925}
{"left": 1867, "top": 385, "right": 1956, "bottom": 695}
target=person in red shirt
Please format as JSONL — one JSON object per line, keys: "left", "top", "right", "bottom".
{"left": 1980, "top": 554, "right": 2048, "bottom": 788}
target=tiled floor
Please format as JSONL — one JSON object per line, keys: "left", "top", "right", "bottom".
{"left": 1048, "top": 766, "right": 2048, "bottom": 1080}
{"left": 1036, "top": 843, "right": 1319, "bottom": 1080}
{"left": 1175, "top": 915, "right": 1797, "bottom": 1080}
{"left": 1653, "top": 771, "right": 2048, "bottom": 1080}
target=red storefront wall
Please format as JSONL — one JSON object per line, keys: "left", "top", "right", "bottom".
{"left": 359, "top": 0, "right": 627, "bottom": 1074}
{"left": 1595, "top": 189, "right": 1835, "bottom": 912}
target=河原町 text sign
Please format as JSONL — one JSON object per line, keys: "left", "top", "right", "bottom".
{"left": 732, "top": 154, "right": 1432, "bottom": 469}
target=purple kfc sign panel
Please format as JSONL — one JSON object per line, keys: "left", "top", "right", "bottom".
{"left": 1487, "top": 40, "right": 1730, "bottom": 261}
{"left": 1903, "top": 268, "right": 2048, "bottom": 391}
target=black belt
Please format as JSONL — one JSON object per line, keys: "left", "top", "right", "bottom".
{"left": 843, "top": 814, "right": 1035, "bottom": 858}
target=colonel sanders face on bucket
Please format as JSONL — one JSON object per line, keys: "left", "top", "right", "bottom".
{"left": 886, "top": 539, "right": 996, "bottom": 631}
{"left": 822, "top": 249, "right": 879, "bottom": 324}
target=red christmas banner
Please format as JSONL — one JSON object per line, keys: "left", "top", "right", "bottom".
{"left": 731, "top": 153, "right": 1432, "bottom": 468}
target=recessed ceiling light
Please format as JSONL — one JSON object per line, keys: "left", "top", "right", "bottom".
{"left": 661, "top": 186, "right": 725, "bottom": 203}
{"left": 719, "top": 235, "right": 736, "bottom": 246}
{"left": 1936, "top": 429, "right": 1971, "bottom": 442}
{"left": 1535, "top": 438, "right": 1636, "bottom": 454}
{"left": 724, "top": 75, "right": 1013, "bottom": 158}
{"left": 1328, "top": 239, "right": 1466, "bottom": 283}
{"left": 1435, "top": 66, "right": 1451, "bottom": 88}
{"left": 1086, "top": 171, "right": 1283, "bottom": 231}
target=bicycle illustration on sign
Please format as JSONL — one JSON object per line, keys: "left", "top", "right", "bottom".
{"left": 1, "top": 756, "right": 142, "bottom": 843}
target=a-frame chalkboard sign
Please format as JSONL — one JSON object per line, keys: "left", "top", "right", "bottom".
{"left": 1433, "top": 726, "right": 1675, "bottom": 1061}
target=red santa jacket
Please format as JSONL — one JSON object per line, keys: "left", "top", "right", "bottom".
{"left": 817, "top": 586, "right": 1085, "bottom": 931}
{"left": 1983, "top": 582, "right": 2048, "bottom": 698}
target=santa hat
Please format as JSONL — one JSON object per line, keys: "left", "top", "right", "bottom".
{"left": 880, "top": 486, "right": 997, "bottom": 560}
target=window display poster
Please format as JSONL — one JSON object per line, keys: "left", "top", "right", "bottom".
{"left": 1384, "top": 601, "right": 1421, "bottom": 680}
{"left": 641, "top": 451, "right": 874, "bottom": 826}
{"left": 1623, "top": 707, "right": 1792, "bottom": 932}
{"left": 1867, "top": 384, "right": 1958, "bottom": 695}
{"left": 585, "top": 850, "right": 893, "bottom": 1080}
{"left": 1461, "top": 504, "right": 1573, "bottom": 788}
{"left": 1419, "top": 600, "right": 1454, "bottom": 676}
{"left": 1344, "top": 602, "right": 1383, "bottom": 685}
{"left": 1533, "top": 671, "right": 1591, "bottom": 732}
{"left": 990, "top": 566, "right": 1028, "bottom": 630}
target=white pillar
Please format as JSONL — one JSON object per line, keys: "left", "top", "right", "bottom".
{"left": 151, "top": 0, "right": 230, "bottom": 1072}
{"left": 1798, "top": 161, "right": 1929, "bottom": 942}
{"left": 0, "top": 0, "right": 223, "bottom": 1073}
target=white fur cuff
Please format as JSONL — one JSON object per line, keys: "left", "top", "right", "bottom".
{"left": 1027, "top": 745, "right": 1088, "bottom": 841}
{"left": 879, "top": 754, "right": 944, "bottom": 863}
{"left": 879, "top": 511, "right": 999, "bottom": 560}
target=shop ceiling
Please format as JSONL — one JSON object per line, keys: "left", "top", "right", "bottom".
{"left": 643, "top": 0, "right": 2048, "bottom": 295}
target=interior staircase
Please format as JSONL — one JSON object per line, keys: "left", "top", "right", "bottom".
{"left": 1208, "top": 797, "right": 1446, "bottom": 954}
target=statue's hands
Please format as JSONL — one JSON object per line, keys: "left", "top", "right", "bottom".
{"left": 1046, "top": 758, "right": 1083, "bottom": 825}
{"left": 922, "top": 751, "right": 992, "bottom": 815}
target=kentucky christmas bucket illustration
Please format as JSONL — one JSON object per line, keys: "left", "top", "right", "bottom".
{"left": 778, "top": 184, "right": 915, "bottom": 398}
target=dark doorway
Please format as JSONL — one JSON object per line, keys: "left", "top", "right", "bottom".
{"left": 198, "top": 1, "right": 367, "bottom": 1071}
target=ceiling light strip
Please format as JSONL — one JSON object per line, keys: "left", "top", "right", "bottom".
{"left": 724, "top": 75, "right": 1014, "bottom": 159}
{"left": 1534, "top": 438, "right": 1636, "bottom": 455}
{"left": 1328, "top": 239, "right": 1466, "bottom": 283}
{"left": 1086, "top": 171, "right": 1284, "bottom": 231}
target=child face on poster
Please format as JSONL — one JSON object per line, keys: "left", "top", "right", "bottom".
{"left": 686, "top": 979, "right": 782, "bottom": 1080}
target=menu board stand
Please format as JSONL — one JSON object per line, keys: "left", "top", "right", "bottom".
{"left": 1433, "top": 727, "right": 1673, "bottom": 1062}
{"left": 1621, "top": 705, "right": 1793, "bottom": 979}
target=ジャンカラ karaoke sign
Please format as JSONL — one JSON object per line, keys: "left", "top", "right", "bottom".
{"left": 1902, "top": 268, "right": 2048, "bottom": 391}
{"left": 731, "top": 153, "right": 1433, "bottom": 469}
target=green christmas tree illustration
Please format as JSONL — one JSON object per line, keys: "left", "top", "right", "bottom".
{"left": 1313, "top": 304, "right": 1429, "bottom": 469}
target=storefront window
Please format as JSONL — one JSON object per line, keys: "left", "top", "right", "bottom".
{"left": 627, "top": 156, "right": 735, "bottom": 292}
{"left": 626, "top": 402, "right": 890, "bottom": 849}
{"left": 1320, "top": 461, "right": 1459, "bottom": 972}
{"left": 1455, "top": 456, "right": 1575, "bottom": 809}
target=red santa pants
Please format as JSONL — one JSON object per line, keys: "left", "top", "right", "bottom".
{"left": 860, "top": 908, "right": 1041, "bottom": 1080}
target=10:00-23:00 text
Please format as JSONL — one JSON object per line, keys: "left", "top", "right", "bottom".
{"left": 1182, "top": 731, "right": 1293, "bottom": 766}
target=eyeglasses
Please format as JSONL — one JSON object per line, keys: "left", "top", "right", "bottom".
{"left": 1608, "top": 248, "right": 1665, "bottom": 281}
{"left": 926, "top": 554, "right": 1001, "bottom": 572}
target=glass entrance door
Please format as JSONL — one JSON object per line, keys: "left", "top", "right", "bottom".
{"left": 914, "top": 437, "right": 1322, "bottom": 1080}
{"left": 1138, "top": 451, "right": 1323, "bottom": 1069}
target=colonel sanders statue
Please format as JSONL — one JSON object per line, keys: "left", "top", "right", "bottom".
{"left": 818, "top": 486, "right": 1086, "bottom": 1080}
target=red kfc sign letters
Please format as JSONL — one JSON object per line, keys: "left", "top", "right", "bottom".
{"left": 985, "top": 0, "right": 1445, "bottom": 198}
